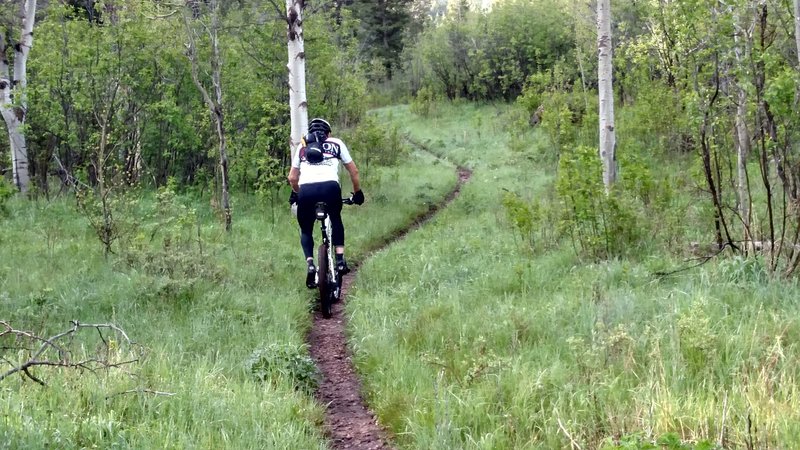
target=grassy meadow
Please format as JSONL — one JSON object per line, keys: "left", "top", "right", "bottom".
{"left": 0, "top": 150, "right": 456, "bottom": 448}
{"left": 4, "top": 101, "right": 800, "bottom": 450}
{"left": 347, "top": 103, "right": 800, "bottom": 449}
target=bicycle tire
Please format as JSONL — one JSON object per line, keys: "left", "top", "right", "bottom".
{"left": 318, "top": 243, "right": 332, "bottom": 318}
{"left": 333, "top": 271, "right": 343, "bottom": 304}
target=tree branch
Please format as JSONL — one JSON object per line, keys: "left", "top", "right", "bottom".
{"left": 106, "top": 388, "right": 176, "bottom": 399}
{"left": 0, "top": 321, "right": 136, "bottom": 386}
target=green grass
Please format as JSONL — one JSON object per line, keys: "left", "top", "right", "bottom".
{"left": 0, "top": 150, "right": 456, "bottom": 448}
{"left": 346, "top": 103, "right": 800, "bottom": 449}
{"left": 6, "top": 101, "right": 800, "bottom": 449}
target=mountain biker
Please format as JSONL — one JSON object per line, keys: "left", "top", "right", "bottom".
{"left": 288, "top": 118, "right": 364, "bottom": 289}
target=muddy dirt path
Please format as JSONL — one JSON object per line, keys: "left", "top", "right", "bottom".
{"left": 307, "top": 167, "right": 472, "bottom": 450}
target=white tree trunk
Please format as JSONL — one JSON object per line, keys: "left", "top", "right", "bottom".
{"left": 733, "top": 12, "right": 754, "bottom": 248}
{"left": 795, "top": 0, "right": 800, "bottom": 68}
{"left": 0, "top": 0, "right": 37, "bottom": 194}
{"left": 287, "top": 0, "right": 308, "bottom": 160}
{"left": 735, "top": 90, "right": 751, "bottom": 240}
{"left": 597, "top": 0, "right": 616, "bottom": 189}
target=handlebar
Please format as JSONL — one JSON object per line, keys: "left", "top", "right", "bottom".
{"left": 342, "top": 197, "right": 354, "bottom": 205}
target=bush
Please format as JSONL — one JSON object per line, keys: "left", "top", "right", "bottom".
{"left": 0, "top": 177, "right": 14, "bottom": 215}
{"left": 410, "top": 86, "right": 438, "bottom": 118}
{"left": 556, "top": 145, "right": 644, "bottom": 259}
{"left": 516, "top": 61, "right": 595, "bottom": 150}
{"left": 246, "top": 343, "right": 319, "bottom": 395}
{"left": 118, "top": 180, "right": 224, "bottom": 283}
{"left": 342, "top": 116, "right": 409, "bottom": 173}
{"left": 617, "top": 81, "right": 692, "bottom": 155}
{"left": 501, "top": 189, "right": 557, "bottom": 252}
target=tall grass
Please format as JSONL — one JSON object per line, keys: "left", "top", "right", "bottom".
{"left": 0, "top": 151, "right": 455, "bottom": 448}
{"left": 347, "top": 103, "right": 800, "bottom": 449}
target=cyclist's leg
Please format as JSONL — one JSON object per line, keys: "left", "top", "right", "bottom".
{"left": 320, "top": 182, "right": 344, "bottom": 250}
{"left": 298, "top": 184, "right": 325, "bottom": 260}
{"left": 321, "top": 182, "right": 348, "bottom": 272}
{"left": 297, "top": 184, "right": 320, "bottom": 288}
{"left": 296, "top": 200, "right": 316, "bottom": 260}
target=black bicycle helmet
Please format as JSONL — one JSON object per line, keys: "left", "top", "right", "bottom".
{"left": 308, "top": 118, "right": 331, "bottom": 134}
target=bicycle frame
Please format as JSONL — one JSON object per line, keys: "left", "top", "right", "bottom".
{"left": 313, "top": 198, "right": 353, "bottom": 317}
{"left": 315, "top": 203, "right": 338, "bottom": 292}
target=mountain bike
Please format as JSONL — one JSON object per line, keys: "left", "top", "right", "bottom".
{"left": 314, "top": 197, "right": 353, "bottom": 318}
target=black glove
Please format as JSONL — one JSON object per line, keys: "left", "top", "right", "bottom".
{"left": 352, "top": 190, "right": 365, "bottom": 205}
{"left": 289, "top": 191, "right": 299, "bottom": 205}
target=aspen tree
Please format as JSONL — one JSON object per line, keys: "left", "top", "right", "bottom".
{"left": 597, "top": 0, "right": 616, "bottom": 189}
{"left": 286, "top": 0, "right": 308, "bottom": 160}
{"left": 0, "top": 0, "right": 37, "bottom": 194}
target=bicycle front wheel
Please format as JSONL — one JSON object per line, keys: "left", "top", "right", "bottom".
{"left": 317, "top": 243, "right": 332, "bottom": 318}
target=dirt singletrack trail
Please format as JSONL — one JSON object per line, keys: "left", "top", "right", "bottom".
{"left": 307, "top": 167, "right": 472, "bottom": 450}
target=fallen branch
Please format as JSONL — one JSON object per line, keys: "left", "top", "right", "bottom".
{"left": 554, "top": 408, "right": 583, "bottom": 450}
{"left": 0, "top": 320, "right": 137, "bottom": 386}
{"left": 106, "top": 388, "right": 176, "bottom": 399}
{"left": 652, "top": 244, "right": 729, "bottom": 278}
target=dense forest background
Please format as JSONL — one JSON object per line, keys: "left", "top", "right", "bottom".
{"left": 4, "top": 0, "right": 800, "bottom": 274}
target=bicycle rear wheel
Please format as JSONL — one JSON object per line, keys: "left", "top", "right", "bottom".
{"left": 317, "top": 243, "right": 332, "bottom": 318}
{"left": 333, "top": 270, "right": 343, "bottom": 304}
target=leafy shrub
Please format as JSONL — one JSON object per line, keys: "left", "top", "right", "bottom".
{"left": 617, "top": 82, "right": 692, "bottom": 155}
{"left": 601, "top": 432, "right": 719, "bottom": 449}
{"left": 343, "top": 116, "right": 409, "bottom": 173}
{"left": 246, "top": 343, "right": 319, "bottom": 394}
{"left": 253, "top": 153, "right": 286, "bottom": 225}
{"left": 515, "top": 72, "right": 548, "bottom": 115}
{"left": 501, "top": 190, "right": 556, "bottom": 252}
{"left": 520, "top": 85, "right": 593, "bottom": 159}
{"left": 410, "top": 85, "right": 438, "bottom": 117}
{"left": 0, "top": 177, "right": 14, "bottom": 215}
{"left": 676, "top": 300, "right": 718, "bottom": 376}
{"left": 76, "top": 183, "right": 141, "bottom": 257}
{"left": 120, "top": 180, "right": 223, "bottom": 282}
{"left": 556, "top": 145, "right": 643, "bottom": 259}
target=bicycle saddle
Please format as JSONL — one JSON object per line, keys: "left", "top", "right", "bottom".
{"left": 315, "top": 202, "right": 328, "bottom": 220}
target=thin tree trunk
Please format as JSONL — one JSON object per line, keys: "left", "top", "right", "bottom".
{"left": 733, "top": 12, "right": 754, "bottom": 250}
{"left": 210, "top": 2, "right": 230, "bottom": 232}
{"left": 795, "top": 0, "right": 800, "bottom": 68}
{"left": 597, "top": 0, "right": 616, "bottom": 189}
{"left": 0, "top": 0, "right": 37, "bottom": 194}
{"left": 753, "top": 1, "right": 779, "bottom": 270}
{"left": 287, "top": 0, "right": 308, "bottom": 160}
{"left": 576, "top": 46, "right": 590, "bottom": 113}
{"left": 125, "top": 111, "right": 143, "bottom": 185}
{"left": 698, "top": 55, "right": 736, "bottom": 250}
{"left": 735, "top": 94, "right": 751, "bottom": 244}
{"left": 185, "top": 0, "right": 231, "bottom": 231}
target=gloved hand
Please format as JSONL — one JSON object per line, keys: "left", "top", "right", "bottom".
{"left": 289, "top": 190, "right": 299, "bottom": 205}
{"left": 352, "top": 190, "right": 365, "bottom": 205}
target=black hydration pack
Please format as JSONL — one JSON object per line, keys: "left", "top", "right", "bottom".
{"left": 301, "top": 131, "right": 342, "bottom": 164}
{"left": 301, "top": 131, "right": 327, "bottom": 164}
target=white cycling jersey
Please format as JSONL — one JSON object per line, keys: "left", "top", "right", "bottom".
{"left": 291, "top": 137, "right": 353, "bottom": 186}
